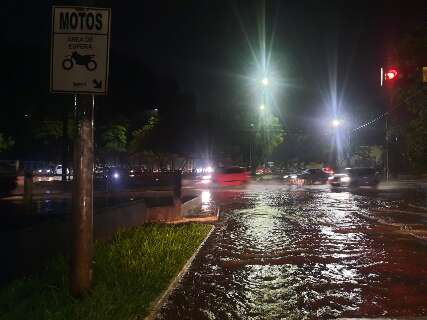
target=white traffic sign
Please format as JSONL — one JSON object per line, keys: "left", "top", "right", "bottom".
{"left": 51, "top": 6, "right": 111, "bottom": 94}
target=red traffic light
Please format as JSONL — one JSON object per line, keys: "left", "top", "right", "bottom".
{"left": 384, "top": 68, "right": 398, "bottom": 81}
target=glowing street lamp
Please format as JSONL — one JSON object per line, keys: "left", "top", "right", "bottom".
{"left": 332, "top": 119, "right": 341, "bottom": 127}
{"left": 259, "top": 104, "right": 265, "bottom": 111}
{"left": 261, "top": 77, "right": 269, "bottom": 86}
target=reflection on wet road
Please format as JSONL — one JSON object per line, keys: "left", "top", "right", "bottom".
{"left": 158, "top": 184, "right": 427, "bottom": 319}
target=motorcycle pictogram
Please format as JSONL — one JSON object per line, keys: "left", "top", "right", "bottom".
{"left": 62, "top": 51, "right": 97, "bottom": 71}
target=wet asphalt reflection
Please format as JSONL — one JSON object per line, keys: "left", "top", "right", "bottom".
{"left": 158, "top": 184, "right": 427, "bottom": 319}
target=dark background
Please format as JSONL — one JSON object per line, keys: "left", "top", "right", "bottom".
{"left": 1, "top": 0, "right": 425, "bottom": 161}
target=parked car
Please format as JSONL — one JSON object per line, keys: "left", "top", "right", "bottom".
{"left": 329, "top": 167, "right": 380, "bottom": 188}
{"left": 97, "top": 166, "right": 129, "bottom": 181}
{"left": 256, "top": 166, "right": 272, "bottom": 175}
{"left": 213, "top": 166, "right": 249, "bottom": 186}
{"left": 34, "top": 166, "right": 54, "bottom": 175}
{"left": 54, "top": 164, "right": 71, "bottom": 175}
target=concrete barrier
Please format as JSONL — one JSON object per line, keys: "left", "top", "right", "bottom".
{"left": 94, "top": 200, "right": 147, "bottom": 240}
{"left": 181, "top": 195, "right": 202, "bottom": 216}
{"left": 0, "top": 193, "right": 202, "bottom": 286}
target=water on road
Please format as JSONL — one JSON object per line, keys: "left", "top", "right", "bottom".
{"left": 158, "top": 183, "right": 427, "bottom": 319}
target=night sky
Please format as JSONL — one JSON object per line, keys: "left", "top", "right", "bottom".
{"left": 2, "top": 1, "right": 425, "bottom": 142}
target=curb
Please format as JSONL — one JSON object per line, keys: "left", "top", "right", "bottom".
{"left": 338, "top": 318, "right": 427, "bottom": 320}
{"left": 145, "top": 224, "right": 215, "bottom": 320}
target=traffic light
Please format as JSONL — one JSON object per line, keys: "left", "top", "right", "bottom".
{"left": 381, "top": 65, "right": 426, "bottom": 87}
{"left": 384, "top": 68, "right": 398, "bottom": 81}
{"left": 381, "top": 67, "right": 399, "bottom": 87}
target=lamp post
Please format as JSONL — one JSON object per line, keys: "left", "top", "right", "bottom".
{"left": 249, "top": 75, "right": 272, "bottom": 174}
{"left": 331, "top": 118, "right": 342, "bottom": 169}
{"left": 331, "top": 118, "right": 352, "bottom": 168}
{"left": 249, "top": 123, "right": 255, "bottom": 170}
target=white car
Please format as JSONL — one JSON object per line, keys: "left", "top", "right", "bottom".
{"left": 54, "top": 165, "right": 70, "bottom": 175}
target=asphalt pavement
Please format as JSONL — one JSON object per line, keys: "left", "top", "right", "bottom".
{"left": 158, "top": 181, "right": 427, "bottom": 319}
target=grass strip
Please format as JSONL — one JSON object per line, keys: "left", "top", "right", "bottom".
{"left": 0, "top": 223, "right": 212, "bottom": 320}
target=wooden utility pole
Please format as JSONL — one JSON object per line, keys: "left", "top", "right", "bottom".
{"left": 70, "top": 95, "right": 94, "bottom": 296}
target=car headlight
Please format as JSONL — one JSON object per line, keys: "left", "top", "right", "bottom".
{"left": 283, "top": 175, "right": 289, "bottom": 179}
{"left": 113, "top": 172, "right": 120, "bottom": 179}
{"left": 290, "top": 174, "right": 297, "bottom": 179}
{"left": 328, "top": 176, "right": 334, "bottom": 180}
{"left": 202, "top": 175, "right": 211, "bottom": 180}
{"left": 340, "top": 176, "right": 350, "bottom": 182}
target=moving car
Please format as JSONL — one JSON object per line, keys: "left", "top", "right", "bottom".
{"left": 284, "top": 168, "right": 331, "bottom": 185}
{"left": 283, "top": 172, "right": 300, "bottom": 184}
{"left": 213, "top": 166, "right": 249, "bottom": 186}
{"left": 329, "top": 167, "right": 380, "bottom": 188}
{"left": 298, "top": 168, "right": 332, "bottom": 184}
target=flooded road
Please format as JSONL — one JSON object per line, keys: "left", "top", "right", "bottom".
{"left": 158, "top": 184, "right": 427, "bottom": 319}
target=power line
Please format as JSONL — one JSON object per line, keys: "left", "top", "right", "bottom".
{"left": 352, "top": 111, "right": 388, "bottom": 132}
{"left": 351, "top": 88, "right": 424, "bottom": 133}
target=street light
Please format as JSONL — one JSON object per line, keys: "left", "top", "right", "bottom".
{"left": 261, "top": 77, "right": 269, "bottom": 86}
{"left": 259, "top": 104, "right": 265, "bottom": 111}
{"left": 332, "top": 119, "right": 341, "bottom": 127}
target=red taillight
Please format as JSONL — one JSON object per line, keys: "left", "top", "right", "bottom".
{"left": 322, "top": 167, "right": 334, "bottom": 174}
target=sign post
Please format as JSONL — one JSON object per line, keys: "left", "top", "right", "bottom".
{"left": 51, "top": 6, "right": 110, "bottom": 296}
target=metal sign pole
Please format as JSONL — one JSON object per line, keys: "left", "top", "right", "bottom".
{"left": 70, "top": 94, "right": 94, "bottom": 296}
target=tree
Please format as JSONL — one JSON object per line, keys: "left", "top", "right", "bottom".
{"left": 255, "top": 114, "right": 285, "bottom": 164}
{"left": 129, "top": 114, "right": 159, "bottom": 154}
{"left": 351, "top": 145, "right": 383, "bottom": 168}
{"left": 390, "top": 24, "right": 427, "bottom": 173}
{"left": 128, "top": 114, "right": 175, "bottom": 170}
{"left": 30, "top": 118, "right": 75, "bottom": 162}
{"left": 33, "top": 120, "right": 63, "bottom": 142}
{"left": 98, "top": 124, "right": 128, "bottom": 164}
{"left": 199, "top": 104, "right": 285, "bottom": 167}
{"left": 0, "top": 133, "right": 14, "bottom": 154}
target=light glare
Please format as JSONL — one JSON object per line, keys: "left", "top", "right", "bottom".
{"left": 332, "top": 119, "right": 341, "bottom": 127}
{"left": 340, "top": 176, "right": 351, "bottom": 182}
